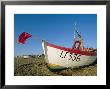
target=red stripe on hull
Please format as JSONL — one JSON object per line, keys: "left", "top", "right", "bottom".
{"left": 47, "top": 42, "right": 97, "bottom": 56}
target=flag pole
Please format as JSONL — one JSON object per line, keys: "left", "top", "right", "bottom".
{"left": 31, "top": 36, "right": 45, "bottom": 43}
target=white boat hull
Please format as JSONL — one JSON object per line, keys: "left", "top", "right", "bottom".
{"left": 42, "top": 40, "right": 97, "bottom": 69}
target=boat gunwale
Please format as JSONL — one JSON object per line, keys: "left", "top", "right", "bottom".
{"left": 47, "top": 42, "right": 97, "bottom": 56}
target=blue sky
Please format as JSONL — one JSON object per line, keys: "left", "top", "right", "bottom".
{"left": 14, "top": 14, "right": 97, "bottom": 56}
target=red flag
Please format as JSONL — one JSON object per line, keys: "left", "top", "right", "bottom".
{"left": 17, "top": 32, "right": 32, "bottom": 44}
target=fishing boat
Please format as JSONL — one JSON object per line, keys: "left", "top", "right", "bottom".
{"left": 42, "top": 30, "right": 97, "bottom": 70}
{"left": 17, "top": 25, "right": 97, "bottom": 70}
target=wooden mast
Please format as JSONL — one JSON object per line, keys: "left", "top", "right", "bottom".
{"left": 72, "top": 23, "right": 83, "bottom": 50}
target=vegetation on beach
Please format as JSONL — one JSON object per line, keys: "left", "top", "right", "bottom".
{"left": 14, "top": 55, "right": 97, "bottom": 76}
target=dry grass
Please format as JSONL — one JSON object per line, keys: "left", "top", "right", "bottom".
{"left": 14, "top": 56, "right": 97, "bottom": 76}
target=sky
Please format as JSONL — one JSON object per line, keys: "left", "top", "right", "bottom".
{"left": 14, "top": 14, "right": 97, "bottom": 56}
